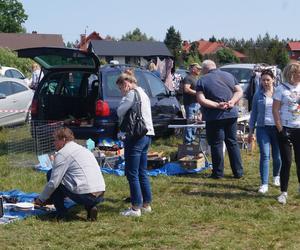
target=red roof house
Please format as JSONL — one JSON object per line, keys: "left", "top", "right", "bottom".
{"left": 182, "top": 40, "right": 247, "bottom": 61}
{"left": 77, "top": 31, "right": 103, "bottom": 51}
{"left": 287, "top": 42, "right": 300, "bottom": 60}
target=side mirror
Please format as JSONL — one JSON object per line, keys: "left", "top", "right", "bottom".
{"left": 0, "top": 93, "right": 6, "bottom": 99}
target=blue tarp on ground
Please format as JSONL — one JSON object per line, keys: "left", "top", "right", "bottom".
{"left": 36, "top": 162, "right": 212, "bottom": 176}
{"left": 101, "top": 162, "right": 212, "bottom": 176}
{"left": 0, "top": 189, "right": 75, "bottom": 224}
{"left": 35, "top": 153, "right": 212, "bottom": 176}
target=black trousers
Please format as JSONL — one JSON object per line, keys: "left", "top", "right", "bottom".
{"left": 206, "top": 118, "right": 244, "bottom": 178}
{"left": 277, "top": 127, "right": 300, "bottom": 192}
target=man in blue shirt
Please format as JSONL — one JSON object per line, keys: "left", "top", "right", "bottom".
{"left": 196, "top": 60, "right": 244, "bottom": 179}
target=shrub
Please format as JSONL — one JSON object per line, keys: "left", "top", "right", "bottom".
{"left": 0, "top": 47, "right": 32, "bottom": 77}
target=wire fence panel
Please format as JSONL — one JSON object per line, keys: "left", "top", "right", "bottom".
{"left": 6, "top": 121, "right": 63, "bottom": 168}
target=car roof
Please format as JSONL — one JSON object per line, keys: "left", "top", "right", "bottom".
{"left": 0, "top": 76, "right": 29, "bottom": 87}
{"left": 220, "top": 63, "right": 256, "bottom": 69}
{"left": 100, "top": 64, "right": 145, "bottom": 73}
{"left": 0, "top": 66, "right": 21, "bottom": 71}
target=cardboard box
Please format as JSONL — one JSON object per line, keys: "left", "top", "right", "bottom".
{"left": 148, "top": 151, "right": 164, "bottom": 158}
{"left": 147, "top": 156, "right": 169, "bottom": 169}
{"left": 179, "top": 156, "right": 205, "bottom": 170}
{"left": 177, "top": 144, "right": 202, "bottom": 159}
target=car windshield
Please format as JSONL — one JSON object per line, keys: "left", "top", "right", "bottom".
{"left": 221, "top": 68, "right": 253, "bottom": 83}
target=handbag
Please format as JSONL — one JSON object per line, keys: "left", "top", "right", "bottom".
{"left": 120, "top": 89, "right": 148, "bottom": 139}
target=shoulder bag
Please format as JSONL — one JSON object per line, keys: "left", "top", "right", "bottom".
{"left": 120, "top": 89, "right": 148, "bottom": 139}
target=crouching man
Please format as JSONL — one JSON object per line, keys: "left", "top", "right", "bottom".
{"left": 34, "top": 127, "right": 105, "bottom": 221}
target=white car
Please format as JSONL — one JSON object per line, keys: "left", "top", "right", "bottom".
{"left": 0, "top": 66, "right": 30, "bottom": 85}
{"left": 0, "top": 77, "right": 34, "bottom": 127}
{"left": 220, "top": 64, "right": 256, "bottom": 92}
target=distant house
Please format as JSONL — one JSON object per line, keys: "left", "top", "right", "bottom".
{"left": 287, "top": 42, "right": 300, "bottom": 61}
{"left": 0, "top": 32, "right": 64, "bottom": 50}
{"left": 77, "top": 31, "right": 104, "bottom": 51}
{"left": 182, "top": 40, "right": 247, "bottom": 62}
{"left": 88, "top": 40, "right": 173, "bottom": 66}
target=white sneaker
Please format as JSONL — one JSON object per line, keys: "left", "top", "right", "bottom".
{"left": 273, "top": 176, "right": 280, "bottom": 187}
{"left": 120, "top": 208, "right": 141, "bottom": 217}
{"left": 277, "top": 192, "right": 288, "bottom": 204}
{"left": 258, "top": 184, "right": 268, "bottom": 194}
{"left": 141, "top": 206, "right": 152, "bottom": 213}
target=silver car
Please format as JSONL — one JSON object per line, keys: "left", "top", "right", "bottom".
{"left": 0, "top": 77, "right": 34, "bottom": 127}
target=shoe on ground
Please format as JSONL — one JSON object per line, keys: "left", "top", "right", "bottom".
{"left": 258, "top": 184, "right": 268, "bottom": 194}
{"left": 273, "top": 176, "right": 280, "bottom": 187}
{"left": 277, "top": 192, "right": 288, "bottom": 204}
{"left": 141, "top": 206, "right": 152, "bottom": 213}
{"left": 234, "top": 174, "right": 244, "bottom": 179}
{"left": 208, "top": 174, "right": 223, "bottom": 179}
{"left": 120, "top": 207, "right": 141, "bottom": 217}
{"left": 87, "top": 206, "right": 98, "bottom": 221}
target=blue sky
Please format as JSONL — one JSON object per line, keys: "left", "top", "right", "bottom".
{"left": 19, "top": 0, "right": 300, "bottom": 43}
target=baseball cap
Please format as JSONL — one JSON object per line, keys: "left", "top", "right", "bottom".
{"left": 190, "top": 63, "right": 202, "bottom": 69}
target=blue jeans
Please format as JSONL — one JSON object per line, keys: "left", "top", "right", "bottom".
{"left": 124, "top": 135, "right": 152, "bottom": 207}
{"left": 46, "top": 170, "right": 104, "bottom": 217}
{"left": 184, "top": 103, "right": 200, "bottom": 144}
{"left": 206, "top": 118, "right": 243, "bottom": 178}
{"left": 256, "top": 126, "right": 281, "bottom": 185}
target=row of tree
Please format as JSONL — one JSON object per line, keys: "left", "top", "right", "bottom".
{"left": 0, "top": 0, "right": 294, "bottom": 69}
{"left": 103, "top": 26, "right": 291, "bottom": 69}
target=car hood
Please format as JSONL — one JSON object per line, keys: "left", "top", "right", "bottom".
{"left": 16, "top": 47, "right": 100, "bottom": 71}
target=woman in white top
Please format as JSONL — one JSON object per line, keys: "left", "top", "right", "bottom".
{"left": 116, "top": 72, "right": 154, "bottom": 217}
{"left": 273, "top": 62, "right": 300, "bottom": 204}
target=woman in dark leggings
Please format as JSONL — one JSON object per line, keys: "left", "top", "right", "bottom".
{"left": 273, "top": 62, "right": 300, "bottom": 204}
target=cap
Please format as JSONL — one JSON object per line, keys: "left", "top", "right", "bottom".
{"left": 190, "top": 63, "right": 202, "bottom": 69}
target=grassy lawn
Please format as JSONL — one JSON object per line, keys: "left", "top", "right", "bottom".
{"left": 1, "top": 128, "right": 300, "bottom": 249}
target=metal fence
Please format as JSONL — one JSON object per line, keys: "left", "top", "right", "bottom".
{"left": 6, "top": 121, "right": 63, "bottom": 168}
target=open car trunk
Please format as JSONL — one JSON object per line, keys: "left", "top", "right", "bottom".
{"left": 35, "top": 71, "right": 99, "bottom": 126}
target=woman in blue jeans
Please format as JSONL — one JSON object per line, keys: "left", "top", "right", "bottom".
{"left": 248, "top": 69, "right": 281, "bottom": 194}
{"left": 116, "top": 72, "right": 155, "bottom": 217}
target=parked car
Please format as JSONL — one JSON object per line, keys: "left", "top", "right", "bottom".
{"left": 175, "top": 68, "right": 189, "bottom": 79}
{"left": 0, "top": 77, "right": 34, "bottom": 127}
{"left": 16, "top": 47, "right": 182, "bottom": 140}
{"left": 0, "top": 66, "right": 30, "bottom": 85}
{"left": 220, "top": 64, "right": 256, "bottom": 92}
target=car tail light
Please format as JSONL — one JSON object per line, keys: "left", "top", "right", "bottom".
{"left": 31, "top": 99, "right": 38, "bottom": 115}
{"left": 95, "top": 100, "right": 110, "bottom": 117}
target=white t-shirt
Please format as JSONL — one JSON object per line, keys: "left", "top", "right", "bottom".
{"left": 273, "top": 82, "right": 300, "bottom": 128}
{"left": 264, "top": 96, "right": 275, "bottom": 125}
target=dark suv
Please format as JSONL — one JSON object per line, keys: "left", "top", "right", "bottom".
{"left": 17, "top": 47, "right": 181, "bottom": 140}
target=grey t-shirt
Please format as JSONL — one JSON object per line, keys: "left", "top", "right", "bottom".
{"left": 183, "top": 74, "right": 198, "bottom": 106}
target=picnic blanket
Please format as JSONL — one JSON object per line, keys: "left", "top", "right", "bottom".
{"left": 0, "top": 189, "right": 75, "bottom": 224}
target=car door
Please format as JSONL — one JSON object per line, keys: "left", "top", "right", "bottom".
{"left": 0, "top": 81, "right": 33, "bottom": 126}
{"left": 136, "top": 71, "right": 180, "bottom": 122}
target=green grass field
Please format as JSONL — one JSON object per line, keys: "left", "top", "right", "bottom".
{"left": 0, "top": 128, "right": 300, "bottom": 249}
